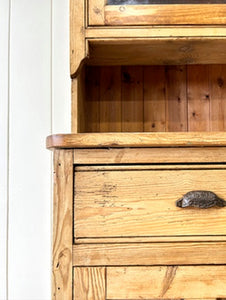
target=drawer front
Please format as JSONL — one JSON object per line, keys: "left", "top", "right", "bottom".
{"left": 74, "top": 164, "right": 226, "bottom": 240}
{"left": 73, "top": 266, "right": 226, "bottom": 299}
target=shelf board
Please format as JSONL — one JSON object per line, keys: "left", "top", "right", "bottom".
{"left": 46, "top": 132, "right": 226, "bottom": 149}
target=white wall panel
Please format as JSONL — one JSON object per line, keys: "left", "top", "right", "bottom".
{"left": 0, "top": 1, "right": 10, "bottom": 299}
{"left": 8, "top": 1, "right": 52, "bottom": 299}
{"left": 52, "top": 0, "right": 71, "bottom": 133}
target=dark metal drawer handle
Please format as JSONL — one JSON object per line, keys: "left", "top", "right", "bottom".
{"left": 176, "top": 191, "right": 226, "bottom": 208}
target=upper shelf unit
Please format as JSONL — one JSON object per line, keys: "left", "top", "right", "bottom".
{"left": 88, "top": 0, "right": 226, "bottom": 26}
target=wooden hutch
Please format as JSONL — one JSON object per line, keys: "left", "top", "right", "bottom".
{"left": 47, "top": 0, "right": 226, "bottom": 299}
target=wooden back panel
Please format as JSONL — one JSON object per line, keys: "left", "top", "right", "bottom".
{"left": 72, "top": 64, "right": 226, "bottom": 133}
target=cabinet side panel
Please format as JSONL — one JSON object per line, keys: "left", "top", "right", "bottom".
{"left": 73, "top": 267, "right": 106, "bottom": 300}
{"left": 52, "top": 150, "right": 73, "bottom": 299}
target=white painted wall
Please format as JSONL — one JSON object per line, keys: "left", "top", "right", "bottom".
{"left": 0, "top": 0, "right": 70, "bottom": 299}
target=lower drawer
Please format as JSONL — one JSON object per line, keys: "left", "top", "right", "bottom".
{"left": 73, "top": 266, "right": 226, "bottom": 299}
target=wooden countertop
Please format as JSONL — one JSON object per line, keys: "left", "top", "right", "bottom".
{"left": 46, "top": 132, "right": 226, "bottom": 149}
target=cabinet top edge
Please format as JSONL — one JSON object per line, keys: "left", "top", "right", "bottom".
{"left": 46, "top": 132, "right": 226, "bottom": 150}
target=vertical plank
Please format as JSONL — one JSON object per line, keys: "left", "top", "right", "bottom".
{"left": 210, "top": 65, "right": 226, "bottom": 131}
{"left": 188, "top": 65, "right": 210, "bottom": 131}
{"left": 0, "top": 0, "right": 10, "bottom": 298}
{"left": 85, "top": 66, "right": 100, "bottom": 132}
{"left": 52, "top": 0, "right": 71, "bottom": 134}
{"left": 52, "top": 150, "right": 73, "bottom": 299}
{"left": 70, "top": 0, "right": 86, "bottom": 76}
{"left": 122, "top": 66, "right": 143, "bottom": 132}
{"left": 100, "top": 66, "right": 121, "bottom": 132}
{"left": 144, "top": 66, "right": 166, "bottom": 132}
{"left": 8, "top": 1, "right": 52, "bottom": 299}
{"left": 165, "top": 65, "right": 187, "bottom": 132}
{"left": 74, "top": 267, "right": 106, "bottom": 300}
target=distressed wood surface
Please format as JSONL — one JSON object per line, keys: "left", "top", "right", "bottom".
{"left": 105, "top": 4, "right": 226, "bottom": 25}
{"left": 74, "top": 267, "right": 106, "bottom": 300}
{"left": 46, "top": 132, "right": 226, "bottom": 148}
{"left": 87, "top": 39, "right": 226, "bottom": 66}
{"left": 165, "top": 65, "right": 187, "bottom": 131}
{"left": 122, "top": 66, "right": 143, "bottom": 132}
{"left": 144, "top": 66, "right": 166, "bottom": 132}
{"left": 73, "top": 242, "right": 226, "bottom": 266}
{"left": 74, "top": 167, "right": 226, "bottom": 238}
{"left": 188, "top": 65, "right": 210, "bottom": 131}
{"left": 72, "top": 65, "right": 226, "bottom": 133}
{"left": 73, "top": 147, "right": 226, "bottom": 164}
{"left": 70, "top": 0, "right": 86, "bottom": 77}
{"left": 52, "top": 150, "right": 73, "bottom": 299}
{"left": 107, "top": 266, "right": 226, "bottom": 299}
{"left": 99, "top": 66, "right": 122, "bottom": 132}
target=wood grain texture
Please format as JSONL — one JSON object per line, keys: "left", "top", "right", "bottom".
{"left": 52, "top": 150, "right": 73, "bottom": 299}
{"left": 188, "top": 65, "right": 210, "bottom": 131}
{"left": 122, "top": 66, "right": 143, "bottom": 132}
{"left": 84, "top": 66, "right": 100, "bottom": 132}
{"left": 100, "top": 66, "right": 121, "bottom": 132}
{"left": 73, "top": 242, "right": 226, "bottom": 266}
{"left": 74, "top": 167, "right": 226, "bottom": 238}
{"left": 144, "top": 66, "right": 166, "bottom": 132}
{"left": 210, "top": 65, "right": 226, "bottom": 131}
{"left": 87, "top": 39, "right": 226, "bottom": 66}
{"left": 70, "top": 0, "right": 86, "bottom": 77}
{"left": 73, "top": 147, "right": 226, "bottom": 164}
{"left": 46, "top": 132, "right": 226, "bottom": 149}
{"left": 88, "top": 0, "right": 105, "bottom": 25}
{"left": 105, "top": 4, "right": 226, "bottom": 25}
{"left": 166, "top": 65, "right": 187, "bottom": 131}
{"left": 107, "top": 266, "right": 226, "bottom": 299}
{"left": 73, "top": 267, "right": 105, "bottom": 300}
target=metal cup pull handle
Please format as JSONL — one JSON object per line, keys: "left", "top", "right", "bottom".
{"left": 176, "top": 190, "right": 226, "bottom": 209}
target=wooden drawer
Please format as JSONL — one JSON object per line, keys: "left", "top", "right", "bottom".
{"left": 73, "top": 266, "right": 226, "bottom": 299}
{"left": 74, "top": 164, "right": 226, "bottom": 241}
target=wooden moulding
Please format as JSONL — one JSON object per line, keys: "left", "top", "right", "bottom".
{"left": 73, "top": 242, "right": 226, "bottom": 266}
{"left": 47, "top": 132, "right": 226, "bottom": 149}
{"left": 105, "top": 4, "right": 226, "bottom": 26}
{"left": 87, "top": 38, "right": 226, "bottom": 66}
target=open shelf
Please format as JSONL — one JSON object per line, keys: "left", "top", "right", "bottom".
{"left": 75, "top": 64, "right": 226, "bottom": 133}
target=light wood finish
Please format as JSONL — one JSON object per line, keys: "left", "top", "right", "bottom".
{"left": 99, "top": 66, "right": 121, "bottom": 132}
{"left": 73, "top": 147, "right": 226, "bottom": 164}
{"left": 70, "top": 0, "right": 86, "bottom": 77}
{"left": 72, "top": 67, "right": 86, "bottom": 133}
{"left": 107, "top": 266, "right": 226, "bottom": 299}
{"left": 144, "top": 66, "right": 166, "bottom": 132}
{"left": 210, "top": 65, "right": 226, "bottom": 131}
{"left": 188, "top": 65, "right": 210, "bottom": 131}
{"left": 122, "top": 66, "right": 143, "bottom": 132}
{"left": 84, "top": 66, "right": 100, "bottom": 132}
{"left": 73, "top": 242, "right": 226, "bottom": 266}
{"left": 105, "top": 4, "right": 226, "bottom": 26}
{"left": 87, "top": 39, "right": 226, "bottom": 66}
{"left": 75, "top": 235, "right": 226, "bottom": 244}
{"left": 75, "top": 65, "right": 226, "bottom": 133}
{"left": 85, "top": 26, "right": 226, "bottom": 39}
{"left": 73, "top": 267, "right": 105, "bottom": 300}
{"left": 88, "top": 0, "right": 106, "bottom": 25}
{"left": 52, "top": 150, "right": 73, "bottom": 299}
{"left": 74, "top": 166, "right": 226, "bottom": 238}
{"left": 166, "top": 66, "right": 187, "bottom": 132}
{"left": 47, "top": 132, "right": 226, "bottom": 149}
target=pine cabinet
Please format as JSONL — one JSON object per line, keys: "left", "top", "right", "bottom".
{"left": 47, "top": 0, "right": 226, "bottom": 298}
